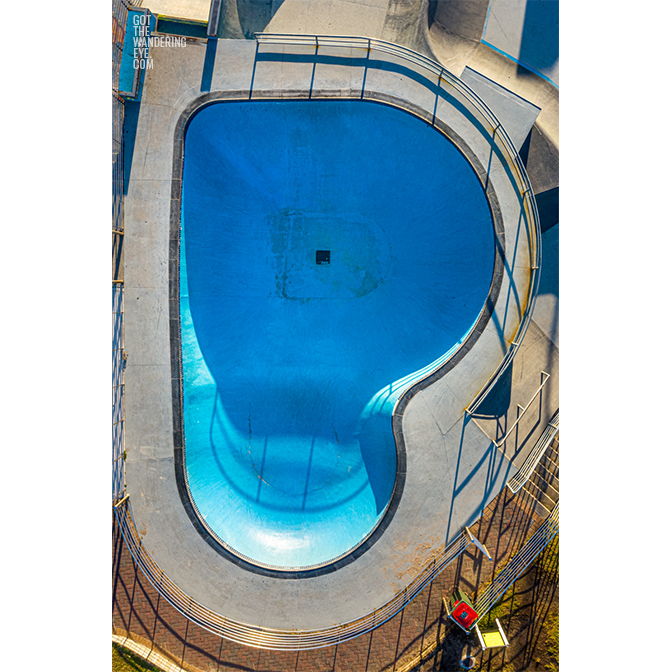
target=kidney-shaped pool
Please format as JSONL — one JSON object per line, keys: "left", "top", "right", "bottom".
{"left": 178, "top": 99, "right": 495, "bottom": 571}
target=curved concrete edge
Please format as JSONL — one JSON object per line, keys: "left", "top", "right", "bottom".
{"left": 421, "top": 3, "right": 558, "bottom": 150}
{"left": 167, "top": 89, "right": 507, "bottom": 579}
{"left": 123, "top": 38, "right": 536, "bottom": 631}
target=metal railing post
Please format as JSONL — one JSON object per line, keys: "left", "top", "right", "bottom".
{"left": 495, "top": 371, "right": 550, "bottom": 448}
{"left": 507, "top": 410, "right": 559, "bottom": 493}
{"left": 115, "top": 32, "right": 543, "bottom": 652}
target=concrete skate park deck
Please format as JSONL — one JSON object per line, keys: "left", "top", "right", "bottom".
{"left": 122, "top": 35, "right": 553, "bottom": 632}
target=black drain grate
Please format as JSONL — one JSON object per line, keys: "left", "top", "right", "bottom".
{"left": 316, "top": 250, "right": 330, "bottom": 265}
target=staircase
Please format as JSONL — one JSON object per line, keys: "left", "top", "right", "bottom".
{"left": 519, "top": 433, "right": 560, "bottom": 517}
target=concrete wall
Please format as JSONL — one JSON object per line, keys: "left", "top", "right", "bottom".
{"left": 428, "top": 0, "right": 490, "bottom": 40}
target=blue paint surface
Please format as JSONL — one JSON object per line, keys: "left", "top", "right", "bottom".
{"left": 118, "top": 9, "right": 155, "bottom": 97}
{"left": 481, "top": 0, "right": 559, "bottom": 88}
{"left": 180, "top": 101, "right": 494, "bottom": 568}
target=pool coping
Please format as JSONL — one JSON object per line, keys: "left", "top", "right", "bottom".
{"left": 168, "top": 91, "right": 506, "bottom": 578}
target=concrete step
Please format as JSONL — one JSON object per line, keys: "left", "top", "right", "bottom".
{"left": 518, "top": 484, "right": 551, "bottom": 518}
{"left": 539, "top": 453, "right": 559, "bottom": 480}
{"left": 523, "top": 478, "right": 557, "bottom": 511}
{"left": 529, "top": 470, "right": 559, "bottom": 503}
{"left": 535, "top": 462, "right": 559, "bottom": 491}
{"left": 545, "top": 445, "right": 560, "bottom": 467}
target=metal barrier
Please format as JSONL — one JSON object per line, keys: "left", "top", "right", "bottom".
{"left": 494, "top": 371, "right": 551, "bottom": 448}
{"left": 115, "top": 496, "right": 477, "bottom": 650}
{"left": 113, "top": 0, "right": 141, "bottom": 89}
{"left": 113, "top": 33, "right": 544, "bottom": 649}
{"left": 507, "top": 410, "right": 559, "bottom": 494}
{"left": 474, "top": 502, "right": 559, "bottom": 619}
{"left": 112, "top": 285, "right": 125, "bottom": 501}
{"left": 254, "top": 34, "right": 542, "bottom": 415}
{"left": 112, "top": 0, "right": 127, "bottom": 91}
{"left": 112, "top": 0, "right": 129, "bottom": 230}
{"left": 112, "top": 0, "right": 139, "bottom": 503}
{"left": 113, "top": 93, "right": 124, "bottom": 236}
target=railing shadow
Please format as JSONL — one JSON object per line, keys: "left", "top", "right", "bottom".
{"left": 115, "top": 34, "right": 543, "bottom": 656}
{"left": 471, "top": 366, "right": 548, "bottom": 463}
{"left": 443, "top": 414, "right": 469, "bottom": 545}
{"left": 122, "top": 99, "right": 141, "bottom": 196}
{"left": 519, "top": 535, "right": 559, "bottom": 669}
{"left": 113, "top": 514, "right": 252, "bottom": 670}
{"left": 442, "top": 410, "right": 516, "bottom": 553}
{"left": 200, "top": 37, "right": 217, "bottom": 92}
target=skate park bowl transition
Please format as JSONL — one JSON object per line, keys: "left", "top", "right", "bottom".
{"left": 179, "top": 98, "right": 496, "bottom": 571}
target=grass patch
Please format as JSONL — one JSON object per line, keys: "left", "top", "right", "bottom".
{"left": 478, "top": 533, "right": 559, "bottom": 628}
{"left": 541, "top": 536, "right": 560, "bottom": 670}
{"left": 540, "top": 534, "right": 559, "bottom": 583}
{"left": 477, "top": 582, "right": 520, "bottom": 630}
{"left": 544, "top": 611, "right": 559, "bottom": 669}
{"left": 112, "top": 643, "right": 163, "bottom": 672}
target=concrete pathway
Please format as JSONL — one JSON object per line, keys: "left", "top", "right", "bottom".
{"left": 423, "top": 0, "right": 559, "bottom": 350}
{"left": 113, "top": 483, "right": 546, "bottom": 670}
{"left": 122, "top": 35, "right": 543, "bottom": 632}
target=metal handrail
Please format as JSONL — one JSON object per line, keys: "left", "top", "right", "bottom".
{"left": 495, "top": 371, "right": 550, "bottom": 448}
{"left": 507, "top": 410, "right": 559, "bottom": 493}
{"left": 114, "top": 34, "right": 543, "bottom": 649}
{"left": 112, "top": 0, "right": 135, "bottom": 504}
{"left": 474, "top": 502, "right": 559, "bottom": 620}
{"left": 112, "top": 283, "right": 125, "bottom": 503}
{"left": 254, "top": 33, "right": 541, "bottom": 415}
{"left": 115, "top": 497, "right": 475, "bottom": 650}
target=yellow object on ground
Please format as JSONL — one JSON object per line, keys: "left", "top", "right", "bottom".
{"left": 474, "top": 619, "right": 510, "bottom": 651}
{"left": 482, "top": 631, "right": 506, "bottom": 648}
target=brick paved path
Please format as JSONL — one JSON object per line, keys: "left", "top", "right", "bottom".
{"left": 113, "top": 487, "right": 543, "bottom": 672}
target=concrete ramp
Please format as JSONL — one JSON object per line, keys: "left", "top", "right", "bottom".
{"left": 264, "top": 0, "right": 390, "bottom": 37}
{"left": 460, "top": 66, "right": 540, "bottom": 151}
{"left": 428, "top": 0, "right": 491, "bottom": 41}
{"left": 482, "top": 0, "right": 559, "bottom": 86}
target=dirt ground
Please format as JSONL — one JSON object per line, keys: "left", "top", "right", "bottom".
{"left": 413, "top": 535, "right": 559, "bottom": 672}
